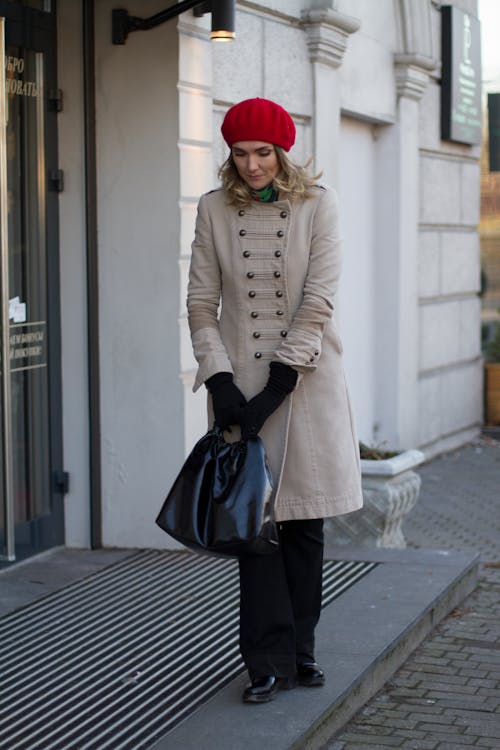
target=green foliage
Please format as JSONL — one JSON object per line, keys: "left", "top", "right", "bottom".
{"left": 359, "top": 441, "right": 399, "bottom": 460}
{"left": 485, "top": 322, "right": 500, "bottom": 363}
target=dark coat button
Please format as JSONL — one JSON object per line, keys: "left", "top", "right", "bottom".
{"left": 247, "top": 271, "right": 255, "bottom": 278}
{"left": 280, "top": 211, "right": 287, "bottom": 218}
{"left": 275, "top": 250, "right": 282, "bottom": 257}
{"left": 274, "top": 271, "right": 281, "bottom": 278}
{"left": 249, "top": 290, "right": 256, "bottom": 298}
{"left": 277, "top": 230, "right": 284, "bottom": 238}
{"left": 276, "top": 290, "right": 283, "bottom": 298}
{"left": 251, "top": 311, "right": 259, "bottom": 318}
{"left": 280, "top": 330, "right": 287, "bottom": 337}
{"left": 238, "top": 210, "right": 245, "bottom": 216}
{"left": 243, "top": 250, "right": 251, "bottom": 258}
{"left": 239, "top": 229, "right": 246, "bottom": 236}
{"left": 314, "top": 350, "right": 319, "bottom": 356}
{"left": 253, "top": 332, "right": 261, "bottom": 339}
{"left": 309, "top": 357, "right": 314, "bottom": 362}
{"left": 255, "top": 352, "right": 262, "bottom": 359}
{"left": 276, "top": 310, "right": 284, "bottom": 316}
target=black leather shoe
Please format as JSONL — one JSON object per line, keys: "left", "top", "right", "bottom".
{"left": 297, "top": 662, "right": 325, "bottom": 687}
{"left": 242, "top": 675, "right": 297, "bottom": 704}
{"left": 243, "top": 676, "right": 278, "bottom": 703}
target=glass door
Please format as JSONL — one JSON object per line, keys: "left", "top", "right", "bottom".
{"left": 0, "top": 3, "right": 63, "bottom": 562}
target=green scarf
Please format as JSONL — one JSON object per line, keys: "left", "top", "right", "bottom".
{"left": 251, "top": 183, "right": 278, "bottom": 203}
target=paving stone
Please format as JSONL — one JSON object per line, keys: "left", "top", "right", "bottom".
{"left": 450, "top": 709, "right": 500, "bottom": 723}
{"left": 389, "top": 688, "right": 429, "bottom": 699}
{"left": 356, "top": 715, "right": 419, "bottom": 731}
{"left": 412, "top": 672, "right": 466, "bottom": 686}
{"left": 407, "top": 713, "right": 455, "bottom": 726}
{"left": 422, "top": 690, "right": 493, "bottom": 705}
{"left": 335, "top": 734, "right": 405, "bottom": 747}
{"left": 328, "top": 442, "right": 500, "bottom": 750}
{"left": 401, "top": 702, "right": 446, "bottom": 714}
{"left": 419, "top": 682, "right": 478, "bottom": 694}
{"left": 339, "top": 745, "right": 395, "bottom": 750}
{"left": 450, "top": 659, "right": 473, "bottom": 669}
{"left": 407, "top": 664, "right": 460, "bottom": 676}
{"left": 411, "top": 655, "right": 452, "bottom": 667}
{"left": 477, "top": 687, "right": 500, "bottom": 697}
{"left": 459, "top": 668, "right": 489, "bottom": 678}
{"left": 415, "top": 727, "right": 473, "bottom": 742}
{"left": 464, "top": 723, "right": 500, "bottom": 739}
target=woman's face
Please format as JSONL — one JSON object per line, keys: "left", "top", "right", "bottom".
{"left": 231, "top": 141, "right": 280, "bottom": 190}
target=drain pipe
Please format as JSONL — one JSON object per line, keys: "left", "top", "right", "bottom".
{"left": 82, "top": 0, "right": 102, "bottom": 548}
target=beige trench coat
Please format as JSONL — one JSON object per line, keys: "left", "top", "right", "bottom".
{"left": 187, "top": 184, "right": 363, "bottom": 521}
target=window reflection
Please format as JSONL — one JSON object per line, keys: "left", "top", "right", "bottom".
{"left": 5, "top": 46, "right": 50, "bottom": 523}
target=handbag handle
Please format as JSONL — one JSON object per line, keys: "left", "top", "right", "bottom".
{"left": 212, "top": 423, "right": 248, "bottom": 449}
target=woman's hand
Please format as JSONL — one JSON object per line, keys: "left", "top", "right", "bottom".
{"left": 240, "top": 362, "right": 298, "bottom": 439}
{"left": 205, "top": 372, "right": 247, "bottom": 430}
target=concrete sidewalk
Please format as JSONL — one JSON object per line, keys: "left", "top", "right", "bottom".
{"left": 325, "top": 436, "right": 500, "bottom": 750}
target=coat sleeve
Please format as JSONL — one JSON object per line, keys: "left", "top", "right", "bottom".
{"left": 187, "top": 194, "right": 234, "bottom": 392}
{"left": 273, "top": 186, "right": 342, "bottom": 374}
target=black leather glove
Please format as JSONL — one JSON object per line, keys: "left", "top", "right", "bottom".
{"left": 240, "top": 362, "right": 298, "bottom": 440}
{"left": 205, "top": 372, "right": 247, "bottom": 430}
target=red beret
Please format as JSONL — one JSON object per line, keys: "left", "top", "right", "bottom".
{"left": 221, "top": 98, "right": 296, "bottom": 152}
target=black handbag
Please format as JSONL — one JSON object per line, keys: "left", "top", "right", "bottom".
{"left": 155, "top": 427, "right": 279, "bottom": 557}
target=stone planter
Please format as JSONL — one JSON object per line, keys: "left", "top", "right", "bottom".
{"left": 326, "top": 449, "right": 425, "bottom": 549}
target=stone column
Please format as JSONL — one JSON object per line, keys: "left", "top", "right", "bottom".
{"left": 301, "top": 5, "right": 360, "bottom": 187}
{"left": 373, "top": 58, "right": 433, "bottom": 449}
{"left": 177, "top": 12, "right": 214, "bottom": 456}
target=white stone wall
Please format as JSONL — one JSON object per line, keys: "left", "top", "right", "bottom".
{"left": 417, "top": 1, "right": 482, "bottom": 455}
{"left": 206, "top": 0, "right": 482, "bottom": 456}
{"left": 94, "top": 0, "right": 185, "bottom": 548}
{"left": 56, "top": 0, "right": 482, "bottom": 550}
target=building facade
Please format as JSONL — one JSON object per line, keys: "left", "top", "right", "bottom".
{"left": 0, "top": 0, "right": 482, "bottom": 562}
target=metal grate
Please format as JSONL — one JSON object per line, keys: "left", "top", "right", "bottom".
{"left": 0, "top": 550, "right": 376, "bottom": 750}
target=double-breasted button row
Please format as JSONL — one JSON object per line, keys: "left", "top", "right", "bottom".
{"left": 248, "top": 290, "right": 283, "bottom": 298}
{"left": 238, "top": 212, "right": 287, "bottom": 360}
{"left": 239, "top": 228, "right": 285, "bottom": 238}
{"left": 241, "top": 249, "right": 282, "bottom": 259}
{"left": 252, "top": 329, "right": 287, "bottom": 339}
{"left": 250, "top": 311, "right": 284, "bottom": 318}
{"left": 238, "top": 209, "right": 287, "bottom": 218}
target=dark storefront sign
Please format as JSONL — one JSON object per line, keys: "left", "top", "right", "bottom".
{"left": 9, "top": 321, "right": 47, "bottom": 372}
{"left": 488, "top": 93, "right": 500, "bottom": 172}
{"left": 441, "top": 5, "right": 481, "bottom": 145}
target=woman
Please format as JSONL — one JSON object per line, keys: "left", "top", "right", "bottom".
{"left": 187, "top": 97, "right": 363, "bottom": 704}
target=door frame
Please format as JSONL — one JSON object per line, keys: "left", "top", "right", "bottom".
{"left": 0, "top": 1, "right": 64, "bottom": 562}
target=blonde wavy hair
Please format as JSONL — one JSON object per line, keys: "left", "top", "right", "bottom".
{"left": 218, "top": 147, "right": 321, "bottom": 207}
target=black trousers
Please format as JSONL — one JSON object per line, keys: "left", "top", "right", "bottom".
{"left": 238, "top": 518, "right": 324, "bottom": 679}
